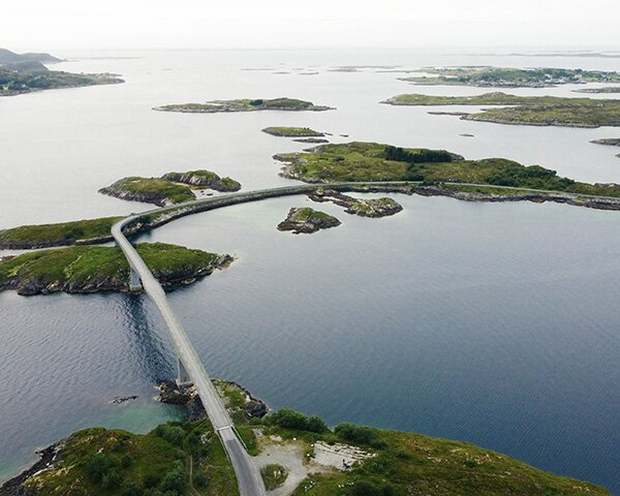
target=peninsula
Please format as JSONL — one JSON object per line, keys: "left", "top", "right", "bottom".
{"left": 399, "top": 66, "right": 620, "bottom": 88}
{"left": 0, "top": 48, "right": 123, "bottom": 96}
{"left": 153, "top": 98, "right": 333, "bottom": 113}
{"left": 2, "top": 381, "right": 610, "bottom": 496}
{"left": 382, "top": 92, "right": 620, "bottom": 128}
{"left": 0, "top": 243, "right": 232, "bottom": 296}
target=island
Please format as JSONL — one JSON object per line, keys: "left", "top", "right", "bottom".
{"left": 0, "top": 243, "right": 232, "bottom": 296}
{"left": 274, "top": 141, "right": 620, "bottom": 202}
{"left": 0, "top": 48, "right": 124, "bottom": 96}
{"left": 382, "top": 92, "right": 620, "bottom": 128}
{"left": 153, "top": 98, "right": 333, "bottom": 113}
{"left": 309, "top": 189, "right": 403, "bottom": 217}
{"left": 99, "top": 170, "right": 242, "bottom": 206}
{"left": 573, "top": 87, "right": 620, "bottom": 94}
{"left": 161, "top": 170, "right": 241, "bottom": 192}
{"left": 2, "top": 381, "right": 610, "bottom": 496}
{"left": 398, "top": 66, "right": 620, "bottom": 88}
{"left": 277, "top": 207, "right": 341, "bottom": 234}
{"left": 262, "top": 126, "right": 325, "bottom": 138}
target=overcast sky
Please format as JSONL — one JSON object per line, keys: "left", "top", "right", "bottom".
{"left": 2, "top": 0, "right": 620, "bottom": 51}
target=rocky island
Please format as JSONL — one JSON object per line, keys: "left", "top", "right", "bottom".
{"left": 382, "top": 92, "right": 620, "bottom": 128}
{"left": 0, "top": 243, "right": 232, "bottom": 296}
{"left": 591, "top": 138, "right": 620, "bottom": 158}
{"left": 309, "top": 189, "right": 403, "bottom": 217}
{"left": 262, "top": 126, "right": 325, "bottom": 137}
{"left": 277, "top": 207, "right": 341, "bottom": 234}
{"left": 399, "top": 66, "right": 620, "bottom": 88}
{"left": 0, "top": 48, "right": 123, "bottom": 96}
{"left": 2, "top": 380, "right": 610, "bottom": 496}
{"left": 100, "top": 170, "right": 242, "bottom": 206}
{"left": 161, "top": 170, "right": 241, "bottom": 191}
{"left": 153, "top": 97, "right": 333, "bottom": 113}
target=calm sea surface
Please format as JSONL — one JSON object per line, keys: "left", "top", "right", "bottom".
{"left": 0, "top": 49, "right": 619, "bottom": 492}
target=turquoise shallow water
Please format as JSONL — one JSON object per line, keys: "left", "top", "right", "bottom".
{"left": 1, "top": 49, "right": 620, "bottom": 493}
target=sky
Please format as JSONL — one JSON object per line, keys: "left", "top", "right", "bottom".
{"left": 2, "top": 0, "right": 620, "bottom": 51}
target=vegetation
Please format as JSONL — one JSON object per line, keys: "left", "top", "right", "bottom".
{"left": 574, "top": 86, "right": 620, "bottom": 94}
{"left": 0, "top": 243, "right": 225, "bottom": 295}
{"left": 382, "top": 92, "right": 620, "bottom": 128}
{"left": 262, "top": 126, "right": 325, "bottom": 137}
{"left": 23, "top": 420, "right": 238, "bottom": 496}
{"left": 277, "top": 207, "right": 341, "bottom": 234}
{"left": 0, "top": 216, "right": 122, "bottom": 248}
{"left": 261, "top": 464, "right": 288, "bottom": 491}
{"left": 400, "top": 66, "right": 620, "bottom": 87}
{"left": 162, "top": 170, "right": 241, "bottom": 192}
{"left": 256, "top": 409, "right": 610, "bottom": 496}
{"left": 153, "top": 98, "right": 333, "bottom": 113}
{"left": 275, "top": 141, "right": 620, "bottom": 197}
{"left": 0, "top": 48, "right": 122, "bottom": 96}
{"left": 99, "top": 177, "right": 197, "bottom": 206}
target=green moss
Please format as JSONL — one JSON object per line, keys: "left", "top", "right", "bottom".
{"left": 383, "top": 92, "right": 620, "bottom": 128}
{"left": 0, "top": 216, "right": 122, "bottom": 248}
{"left": 263, "top": 126, "right": 325, "bottom": 137}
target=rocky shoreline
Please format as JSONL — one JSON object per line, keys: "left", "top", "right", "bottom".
{"left": 308, "top": 189, "right": 403, "bottom": 217}
{"left": 0, "top": 443, "right": 63, "bottom": 496}
{"left": 161, "top": 171, "right": 241, "bottom": 192}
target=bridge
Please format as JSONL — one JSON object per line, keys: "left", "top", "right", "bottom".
{"left": 111, "top": 181, "right": 616, "bottom": 495}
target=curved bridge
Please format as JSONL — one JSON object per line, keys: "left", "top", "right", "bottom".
{"left": 112, "top": 180, "right": 618, "bottom": 495}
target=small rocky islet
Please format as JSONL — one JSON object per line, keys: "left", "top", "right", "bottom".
{"left": 277, "top": 207, "right": 341, "bottom": 234}
{"left": 309, "top": 188, "right": 403, "bottom": 218}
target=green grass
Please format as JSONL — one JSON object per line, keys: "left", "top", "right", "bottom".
{"left": 100, "top": 176, "right": 197, "bottom": 205}
{"left": 400, "top": 67, "right": 620, "bottom": 87}
{"left": 24, "top": 420, "right": 238, "bottom": 496}
{"left": 276, "top": 141, "right": 620, "bottom": 197}
{"left": 255, "top": 411, "right": 610, "bottom": 496}
{"left": 0, "top": 243, "right": 222, "bottom": 295}
{"left": 0, "top": 68, "right": 123, "bottom": 95}
{"left": 162, "top": 170, "right": 242, "bottom": 192}
{"left": 0, "top": 216, "right": 122, "bottom": 248}
{"left": 154, "top": 98, "right": 331, "bottom": 113}
{"left": 261, "top": 464, "right": 288, "bottom": 490}
{"left": 262, "top": 126, "right": 325, "bottom": 137}
{"left": 382, "top": 92, "right": 620, "bottom": 128}
{"left": 291, "top": 207, "right": 337, "bottom": 223}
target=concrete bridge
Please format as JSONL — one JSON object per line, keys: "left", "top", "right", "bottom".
{"left": 111, "top": 180, "right": 620, "bottom": 495}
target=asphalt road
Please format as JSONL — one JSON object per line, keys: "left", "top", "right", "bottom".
{"left": 111, "top": 219, "right": 266, "bottom": 496}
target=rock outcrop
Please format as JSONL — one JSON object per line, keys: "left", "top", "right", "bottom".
{"left": 309, "top": 189, "right": 403, "bottom": 217}
{"left": 277, "top": 207, "right": 341, "bottom": 234}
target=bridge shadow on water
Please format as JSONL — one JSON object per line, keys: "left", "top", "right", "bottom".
{"left": 117, "top": 293, "right": 175, "bottom": 384}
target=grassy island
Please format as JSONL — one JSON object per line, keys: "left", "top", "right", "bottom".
{"left": 275, "top": 141, "right": 620, "bottom": 198}
{"left": 400, "top": 66, "right": 620, "bottom": 88}
{"left": 100, "top": 170, "right": 243, "bottom": 206}
{"left": 383, "top": 92, "right": 620, "bottom": 128}
{"left": 0, "top": 217, "right": 122, "bottom": 249}
{"left": 277, "top": 207, "right": 341, "bottom": 234}
{"left": 162, "top": 170, "right": 241, "bottom": 192}
{"left": 0, "top": 243, "right": 230, "bottom": 296}
{"left": 0, "top": 48, "right": 123, "bottom": 96}
{"left": 574, "top": 86, "right": 620, "bottom": 94}
{"left": 263, "top": 126, "right": 325, "bottom": 137}
{"left": 153, "top": 98, "right": 333, "bottom": 113}
{"left": 8, "top": 380, "right": 610, "bottom": 496}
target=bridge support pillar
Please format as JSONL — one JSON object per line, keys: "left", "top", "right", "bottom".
{"left": 177, "top": 356, "right": 191, "bottom": 386}
{"left": 129, "top": 267, "right": 142, "bottom": 292}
